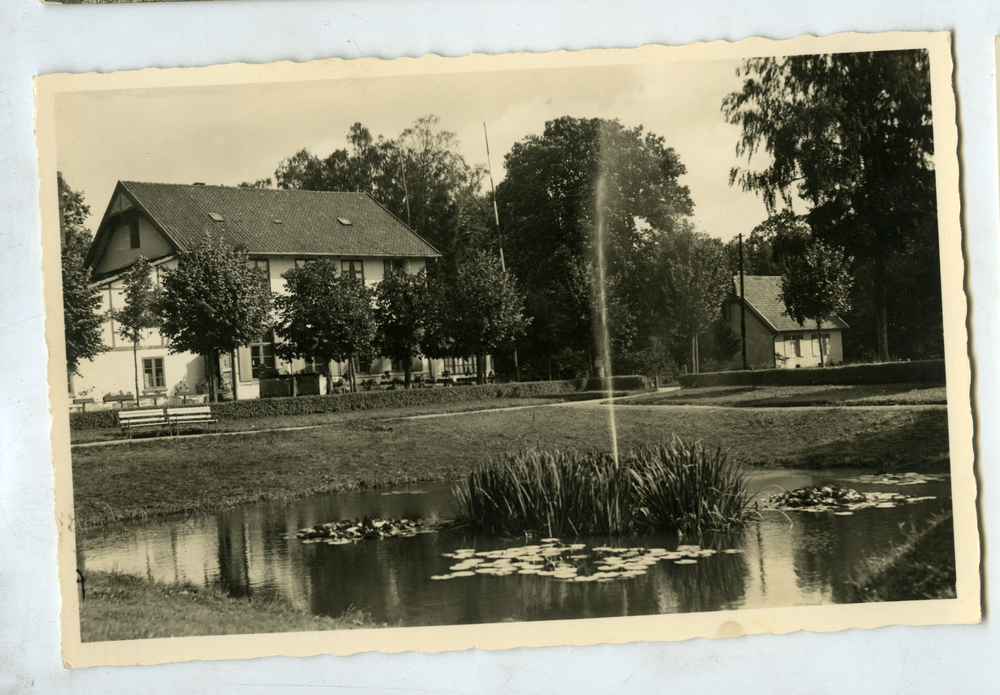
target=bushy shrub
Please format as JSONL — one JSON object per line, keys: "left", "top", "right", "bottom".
{"left": 454, "top": 438, "right": 752, "bottom": 536}
{"left": 678, "top": 359, "right": 946, "bottom": 389}
{"left": 69, "top": 409, "right": 117, "bottom": 430}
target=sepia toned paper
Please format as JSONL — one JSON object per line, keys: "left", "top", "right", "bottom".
{"left": 36, "top": 31, "right": 979, "bottom": 669}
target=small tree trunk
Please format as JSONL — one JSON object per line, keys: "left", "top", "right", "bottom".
{"left": 231, "top": 349, "right": 239, "bottom": 400}
{"left": 325, "top": 359, "right": 334, "bottom": 395}
{"left": 404, "top": 363, "right": 412, "bottom": 389}
{"left": 206, "top": 351, "right": 217, "bottom": 403}
{"left": 349, "top": 352, "right": 356, "bottom": 393}
{"left": 817, "top": 320, "right": 825, "bottom": 368}
{"left": 477, "top": 352, "right": 486, "bottom": 385}
{"left": 133, "top": 340, "right": 140, "bottom": 407}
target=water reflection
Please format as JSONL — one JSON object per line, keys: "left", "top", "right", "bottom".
{"left": 78, "top": 471, "right": 953, "bottom": 627}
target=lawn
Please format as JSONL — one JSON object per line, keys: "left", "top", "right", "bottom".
{"left": 79, "top": 571, "right": 391, "bottom": 642}
{"left": 620, "top": 383, "right": 947, "bottom": 408}
{"left": 71, "top": 400, "right": 951, "bottom": 528}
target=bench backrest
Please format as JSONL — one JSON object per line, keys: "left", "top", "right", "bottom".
{"left": 166, "top": 406, "right": 214, "bottom": 420}
{"left": 117, "top": 409, "right": 167, "bottom": 424}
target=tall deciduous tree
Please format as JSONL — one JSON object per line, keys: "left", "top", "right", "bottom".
{"left": 274, "top": 260, "right": 377, "bottom": 393}
{"left": 114, "top": 257, "right": 161, "bottom": 405}
{"left": 723, "top": 50, "right": 937, "bottom": 361}
{"left": 159, "top": 234, "right": 273, "bottom": 402}
{"left": 424, "top": 252, "right": 528, "bottom": 385}
{"left": 779, "top": 240, "right": 854, "bottom": 367}
{"left": 374, "top": 268, "right": 428, "bottom": 389}
{"left": 275, "top": 118, "right": 489, "bottom": 270}
{"left": 496, "top": 116, "right": 694, "bottom": 378}
{"left": 59, "top": 173, "right": 108, "bottom": 376}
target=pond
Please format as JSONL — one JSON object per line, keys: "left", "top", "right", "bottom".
{"left": 77, "top": 469, "right": 953, "bottom": 627}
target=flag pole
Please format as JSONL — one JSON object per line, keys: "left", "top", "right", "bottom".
{"left": 484, "top": 122, "right": 519, "bottom": 381}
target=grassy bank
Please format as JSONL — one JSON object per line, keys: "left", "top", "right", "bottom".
{"left": 79, "top": 571, "right": 389, "bottom": 642}
{"left": 845, "top": 512, "right": 957, "bottom": 602}
{"left": 72, "top": 401, "right": 950, "bottom": 529}
{"left": 622, "top": 384, "right": 947, "bottom": 408}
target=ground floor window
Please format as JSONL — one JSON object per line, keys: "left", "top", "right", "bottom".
{"left": 384, "top": 258, "right": 407, "bottom": 275}
{"left": 785, "top": 335, "right": 802, "bottom": 358}
{"left": 810, "top": 333, "right": 831, "bottom": 356}
{"left": 143, "top": 357, "right": 165, "bottom": 389}
{"left": 443, "top": 356, "right": 478, "bottom": 376}
{"left": 250, "top": 332, "right": 275, "bottom": 378}
{"left": 303, "top": 355, "right": 327, "bottom": 374}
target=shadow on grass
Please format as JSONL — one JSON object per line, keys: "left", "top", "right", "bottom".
{"left": 768, "top": 408, "right": 950, "bottom": 471}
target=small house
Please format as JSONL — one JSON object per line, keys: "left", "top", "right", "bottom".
{"left": 723, "top": 275, "right": 848, "bottom": 369}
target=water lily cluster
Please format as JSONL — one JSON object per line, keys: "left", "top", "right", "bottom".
{"left": 295, "top": 516, "right": 449, "bottom": 545}
{"left": 430, "top": 538, "right": 743, "bottom": 582}
{"left": 761, "top": 485, "right": 936, "bottom": 515}
{"left": 839, "top": 472, "right": 947, "bottom": 486}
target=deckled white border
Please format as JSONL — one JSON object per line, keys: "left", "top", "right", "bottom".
{"left": 34, "top": 32, "right": 978, "bottom": 669}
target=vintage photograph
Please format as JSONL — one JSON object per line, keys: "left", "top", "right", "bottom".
{"left": 38, "top": 34, "right": 977, "bottom": 667}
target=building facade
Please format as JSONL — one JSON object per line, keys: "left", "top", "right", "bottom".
{"left": 71, "top": 181, "right": 487, "bottom": 408}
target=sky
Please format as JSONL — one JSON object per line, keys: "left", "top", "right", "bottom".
{"left": 54, "top": 55, "right": 774, "bottom": 244}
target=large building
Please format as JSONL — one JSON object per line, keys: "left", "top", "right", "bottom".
{"left": 71, "top": 181, "right": 486, "bottom": 407}
{"left": 723, "top": 275, "right": 848, "bottom": 370}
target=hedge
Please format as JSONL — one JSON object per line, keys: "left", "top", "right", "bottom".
{"left": 583, "top": 375, "right": 655, "bottom": 392}
{"left": 70, "top": 379, "right": 583, "bottom": 430}
{"left": 677, "top": 359, "right": 947, "bottom": 389}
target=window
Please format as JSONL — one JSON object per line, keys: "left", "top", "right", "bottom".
{"left": 303, "top": 356, "right": 326, "bottom": 374}
{"left": 294, "top": 258, "right": 316, "bottom": 269}
{"left": 129, "top": 220, "right": 140, "bottom": 249}
{"left": 811, "top": 333, "right": 831, "bottom": 356}
{"left": 142, "top": 357, "right": 165, "bottom": 389}
{"left": 384, "top": 258, "right": 407, "bottom": 275}
{"left": 249, "top": 258, "right": 270, "bottom": 284}
{"left": 342, "top": 259, "right": 364, "bottom": 281}
{"left": 390, "top": 357, "right": 408, "bottom": 372}
{"left": 443, "top": 356, "right": 478, "bottom": 376}
{"left": 250, "top": 332, "right": 275, "bottom": 378}
{"left": 786, "top": 335, "right": 802, "bottom": 358}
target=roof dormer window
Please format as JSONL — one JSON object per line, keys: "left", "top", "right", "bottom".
{"left": 129, "top": 220, "right": 140, "bottom": 248}
{"left": 337, "top": 217, "right": 352, "bottom": 226}
{"left": 209, "top": 212, "right": 224, "bottom": 222}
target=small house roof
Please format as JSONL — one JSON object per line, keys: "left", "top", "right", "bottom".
{"left": 731, "top": 275, "right": 848, "bottom": 332}
{"left": 87, "top": 181, "right": 440, "bottom": 269}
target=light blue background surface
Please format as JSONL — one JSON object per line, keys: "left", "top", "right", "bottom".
{"left": 1, "top": 1, "right": 997, "bottom": 692}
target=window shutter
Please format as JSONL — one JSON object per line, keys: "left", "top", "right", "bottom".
{"left": 238, "top": 346, "right": 253, "bottom": 383}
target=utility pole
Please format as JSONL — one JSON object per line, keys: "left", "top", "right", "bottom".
{"left": 739, "top": 233, "right": 748, "bottom": 370}
{"left": 484, "top": 121, "right": 520, "bottom": 382}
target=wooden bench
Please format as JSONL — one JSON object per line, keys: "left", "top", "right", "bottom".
{"left": 166, "top": 406, "right": 218, "bottom": 435}
{"left": 117, "top": 409, "right": 169, "bottom": 438}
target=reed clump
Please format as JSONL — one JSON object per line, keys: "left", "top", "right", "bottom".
{"left": 454, "top": 438, "right": 752, "bottom": 536}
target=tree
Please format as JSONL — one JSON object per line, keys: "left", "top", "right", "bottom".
{"left": 647, "top": 224, "right": 732, "bottom": 373}
{"left": 275, "top": 118, "right": 489, "bottom": 271}
{"left": 374, "top": 269, "right": 428, "bottom": 389}
{"left": 59, "top": 173, "right": 108, "bottom": 376}
{"left": 273, "top": 260, "right": 377, "bottom": 393}
{"left": 424, "top": 252, "right": 528, "bottom": 385}
{"left": 779, "top": 240, "right": 854, "bottom": 367}
{"left": 723, "top": 50, "right": 937, "bottom": 361}
{"left": 496, "top": 116, "right": 694, "bottom": 378}
{"left": 159, "top": 234, "right": 273, "bottom": 402}
{"left": 114, "top": 257, "right": 160, "bottom": 406}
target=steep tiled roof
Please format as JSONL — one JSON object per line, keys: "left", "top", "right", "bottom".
{"left": 731, "top": 275, "right": 848, "bottom": 332}
{"left": 119, "top": 181, "right": 440, "bottom": 258}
